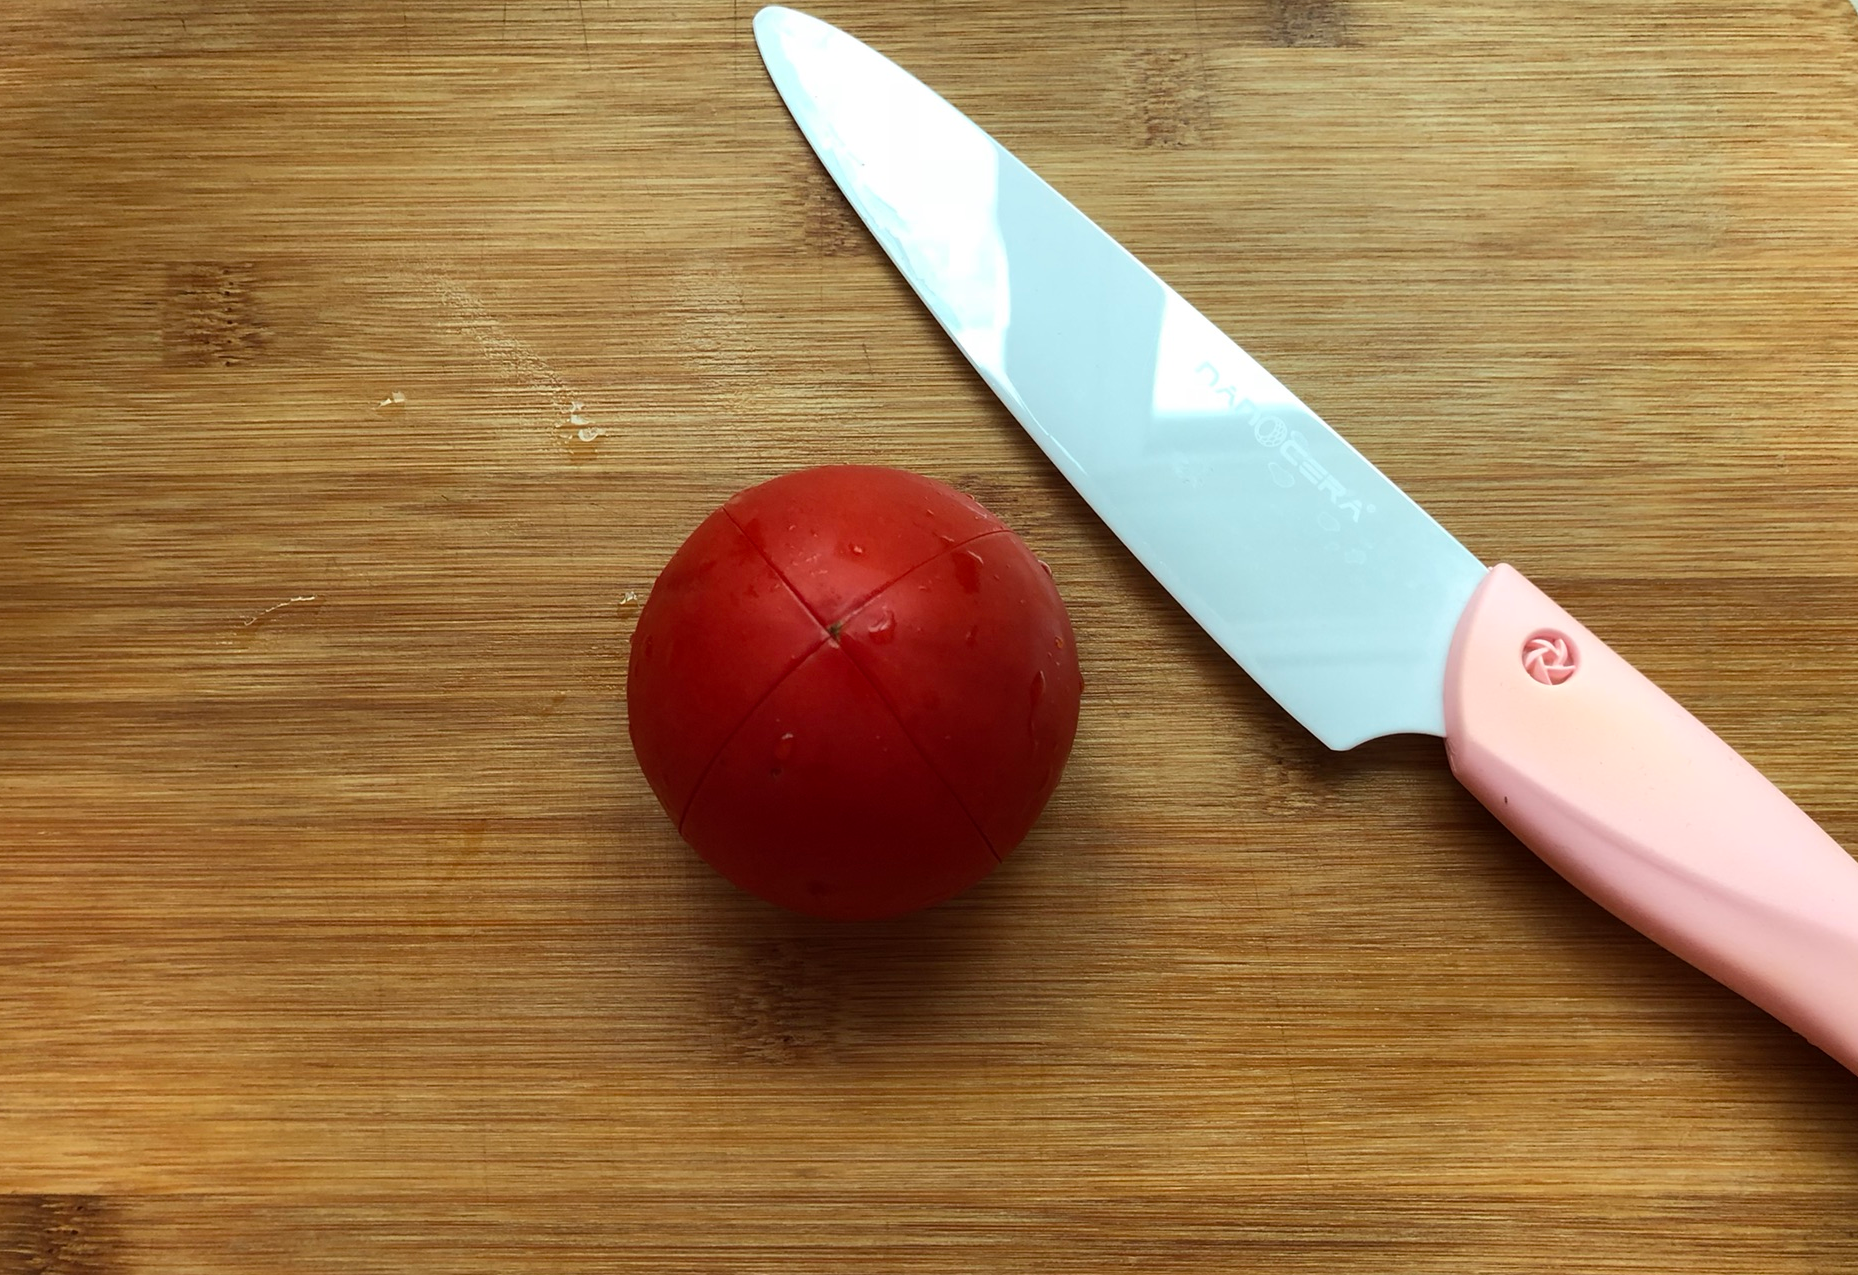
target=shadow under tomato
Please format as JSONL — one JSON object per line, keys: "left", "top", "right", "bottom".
{"left": 685, "top": 864, "right": 1037, "bottom": 1066}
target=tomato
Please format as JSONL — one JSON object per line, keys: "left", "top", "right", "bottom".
{"left": 627, "top": 466, "right": 1082, "bottom": 920}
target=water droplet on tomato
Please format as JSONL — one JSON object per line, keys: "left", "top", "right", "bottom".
{"left": 866, "top": 611, "right": 896, "bottom": 644}
{"left": 773, "top": 731, "right": 796, "bottom": 762}
{"left": 953, "top": 549, "right": 983, "bottom": 594}
{"left": 849, "top": 542, "right": 865, "bottom": 556}
{"left": 1029, "top": 670, "right": 1046, "bottom": 708}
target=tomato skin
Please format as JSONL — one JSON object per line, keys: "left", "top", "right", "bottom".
{"left": 679, "top": 638, "right": 997, "bottom": 920}
{"left": 624, "top": 508, "right": 826, "bottom": 824}
{"left": 627, "top": 466, "right": 1082, "bottom": 921}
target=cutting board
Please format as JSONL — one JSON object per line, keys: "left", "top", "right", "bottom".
{"left": 3, "top": 1, "right": 1856, "bottom": 1270}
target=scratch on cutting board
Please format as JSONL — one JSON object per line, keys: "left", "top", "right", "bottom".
{"left": 239, "top": 595, "right": 323, "bottom": 630}
{"left": 418, "top": 266, "right": 606, "bottom": 459}
{"left": 670, "top": 264, "right": 752, "bottom": 399}
{"left": 227, "top": 595, "right": 326, "bottom": 648}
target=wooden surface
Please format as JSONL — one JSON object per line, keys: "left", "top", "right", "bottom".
{"left": 3, "top": 1, "right": 1857, "bottom": 1270}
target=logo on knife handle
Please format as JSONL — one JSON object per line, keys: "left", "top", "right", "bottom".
{"left": 1523, "top": 631, "right": 1579, "bottom": 685}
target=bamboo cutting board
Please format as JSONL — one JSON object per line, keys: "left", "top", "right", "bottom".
{"left": 2, "top": 1, "right": 1857, "bottom": 1270}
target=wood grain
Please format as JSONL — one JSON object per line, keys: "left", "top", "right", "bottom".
{"left": 2, "top": 1, "right": 1856, "bottom": 1270}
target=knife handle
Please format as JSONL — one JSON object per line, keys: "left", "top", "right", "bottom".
{"left": 1443, "top": 564, "right": 1858, "bottom": 1076}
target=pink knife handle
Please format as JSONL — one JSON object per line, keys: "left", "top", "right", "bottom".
{"left": 1444, "top": 564, "right": 1858, "bottom": 1075}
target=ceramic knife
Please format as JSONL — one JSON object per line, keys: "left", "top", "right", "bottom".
{"left": 753, "top": 6, "right": 1858, "bottom": 1075}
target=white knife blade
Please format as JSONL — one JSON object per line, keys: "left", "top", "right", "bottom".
{"left": 755, "top": 6, "right": 1485, "bottom": 751}
{"left": 753, "top": 6, "right": 1858, "bottom": 1076}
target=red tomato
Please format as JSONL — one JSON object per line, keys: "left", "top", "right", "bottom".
{"left": 627, "top": 466, "right": 1082, "bottom": 920}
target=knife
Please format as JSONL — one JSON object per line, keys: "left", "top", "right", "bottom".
{"left": 752, "top": 6, "right": 1858, "bottom": 1075}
